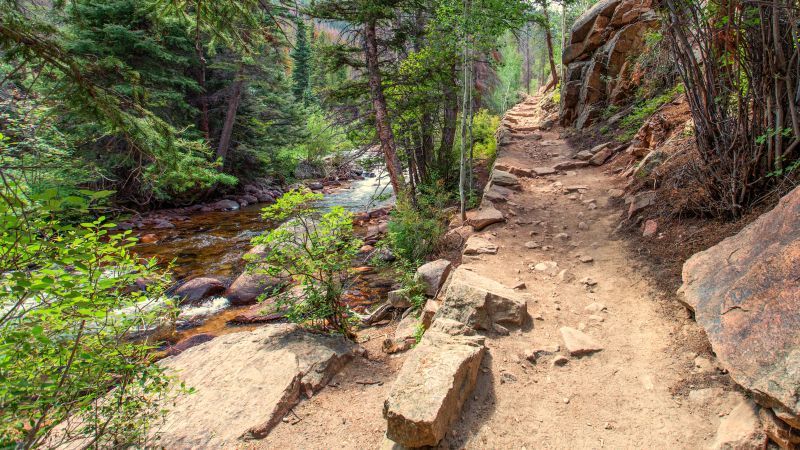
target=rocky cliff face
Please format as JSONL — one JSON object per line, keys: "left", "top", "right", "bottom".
{"left": 560, "top": 0, "right": 658, "bottom": 128}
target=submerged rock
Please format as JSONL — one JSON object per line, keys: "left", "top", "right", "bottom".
{"left": 174, "top": 277, "right": 225, "bottom": 305}
{"left": 681, "top": 186, "right": 800, "bottom": 427}
{"left": 157, "top": 324, "right": 354, "bottom": 447}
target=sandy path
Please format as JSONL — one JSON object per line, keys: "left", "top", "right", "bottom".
{"left": 251, "top": 97, "right": 739, "bottom": 449}
{"left": 445, "top": 97, "right": 737, "bottom": 449}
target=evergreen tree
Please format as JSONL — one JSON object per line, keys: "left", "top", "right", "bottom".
{"left": 291, "top": 17, "right": 312, "bottom": 103}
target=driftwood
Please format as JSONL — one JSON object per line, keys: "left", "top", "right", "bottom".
{"left": 358, "top": 301, "right": 393, "bottom": 325}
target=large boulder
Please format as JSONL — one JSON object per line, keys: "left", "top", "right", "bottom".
{"left": 681, "top": 186, "right": 800, "bottom": 427}
{"left": 173, "top": 277, "right": 225, "bottom": 305}
{"left": 224, "top": 270, "right": 284, "bottom": 305}
{"left": 157, "top": 324, "right": 354, "bottom": 447}
{"left": 434, "top": 267, "right": 529, "bottom": 331}
{"left": 415, "top": 259, "right": 453, "bottom": 297}
{"left": 383, "top": 326, "right": 485, "bottom": 447}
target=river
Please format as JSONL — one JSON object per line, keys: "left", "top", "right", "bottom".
{"left": 132, "top": 175, "right": 394, "bottom": 342}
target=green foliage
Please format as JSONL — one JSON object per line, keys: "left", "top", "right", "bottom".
{"left": 291, "top": 18, "right": 313, "bottom": 103}
{"left": 387, "top": 182, "right": 451, "bottom": 265}
{"left": 0, "top": 187, "right": 176, "bottom": 448}
{"left": 490, "top": 32, "right": 523, "bottom": 113}
{"left": 618, "top": 85, "right": 684, "bottom": 141}
{"left": 291, "top": 107, "right": 352, "bottom": 164}
{"left": 471, "top": 109, "right": 501, "bottom": 164}
{"left": 250, "top": 189, "right": 362, "bottom": 337}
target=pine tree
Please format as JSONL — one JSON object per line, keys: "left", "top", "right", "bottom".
{"left": 291, "top": 17, "right": 312, "bottom": 103}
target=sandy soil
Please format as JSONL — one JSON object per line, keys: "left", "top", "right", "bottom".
{"left": 248, "top": 96, "right": 742, "bottom": 450}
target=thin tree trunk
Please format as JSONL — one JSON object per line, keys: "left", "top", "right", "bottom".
{"left": 216, "top": 65, "right": 245, "bottom": 165}
{"left": 363, "top": 20, "right": 406, "bottom": 196}
{"left": 439, "top": 64, "right": 459, "bottom": 174}
{"left": 542, "top": 3, "right": 560, "bottom": 92}
{"left": 459, "top": 0, "right": 470, "bottom": 220}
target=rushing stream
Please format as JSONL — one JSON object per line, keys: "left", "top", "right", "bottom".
{"left": 132, "top": 175, "right": 394, "bottom": 342}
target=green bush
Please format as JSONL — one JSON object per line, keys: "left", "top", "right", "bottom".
{"left": 250, "top": 189, "right": 361, "bottom": 337}
{"left": 472, "top": 109, "right": 500, "bottom": 161}
{"left": 618, "top": 85, "right": 684, "bottom": 141}
{"left": 0, "top": 188, "right": 176, "bottom": 448}
{"left": 387, "top": 182, "right": 451, "bottom": 266}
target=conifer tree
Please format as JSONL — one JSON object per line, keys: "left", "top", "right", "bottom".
{"left": 291, "top": 17, "right": 312, "bottom": 103}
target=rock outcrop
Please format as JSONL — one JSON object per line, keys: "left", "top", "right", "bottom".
{"left": 435, "top": 267, "right": 529, "bottom": 331}
{"left": 561, "top": 0, "right": 658, "bottom": 128}
{"left": 156, "top": 324, "right": 354, "bottom": 447}
{"left": 681, "top": 186, "right": 800, "bottom": 429}
{"left": 383, "top": 327, "right": 485, "bottom": 447}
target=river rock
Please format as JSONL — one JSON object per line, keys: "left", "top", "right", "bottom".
{"left": 680, "top": 186, "right": 800, "bottom": 427}
{"left": 710, "top": 399, "right": 767, "bottom": 450}
{"left": 205, "top": 199, "right": 240, "bottom": 212}
{"left": 164, "top": 333, "right": 216, "bottom": 357}
{"left": 560, "top": 327, "right": 603, "bottom": 356}
{"left": 383, "top": 327, "right": 485, "bottom": 447}
{"left": 224, "top": 271, "right": 284, "bottom": 306}
{"left": 415, "top": 259, "right": 453, "bottom": 297}
{"left": 434, "top": 267, "right": 529, "bottom": 331}
{"left": 174, "top": 277, "right": 226, "bottom": 305}
{"left": 157, "top": 324, "right": 354, "bottom": 447}
{"left": 466, "top": 205, "right": 506, "bottom": 231}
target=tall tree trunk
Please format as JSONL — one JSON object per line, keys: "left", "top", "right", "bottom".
{"left": 439, "top": 63, "right": 459, "bottom": 175}
{"left": 542, "top": 2, "right": 560, "bottom": 92}
{"left": 523, "top": 24, "right": 532, "bottom": 94}
{"left": 459, "top": 0, "right": 471, "bottom": 221}
{"left": 363, "top": 20, "right": 406, "bottom": 196}
{"left": 195, "top": 1, "right": 210, "bottom": 142}
{"left": 216, "top": 65, "right": 245, "bottom": 165}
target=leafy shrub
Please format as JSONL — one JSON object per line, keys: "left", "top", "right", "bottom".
{"left": 387, "top": 182, "right": 450, "bottom": 265}
{"left": 618, "top": 85, "right": 684, "bottom": 141}
{"left": 472, "top": 109, "right": 500, "bottom": 161}
{"left": 250, "top": 189, "right": 361, "bottom": 338}
{"left": 0, "top": 188, "right": 175, "bottom": 448}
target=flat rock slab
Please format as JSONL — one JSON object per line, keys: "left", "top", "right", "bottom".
{"left": 681, "top": 186, "right": 800, "bottom": 426}
{"left": 484, "top": 184, "right": 514, "bottom": 203}
{"left": 157, "top": 324, "right": 354, "bottom": 447}
{"left": 435, "top": 267, "right": 529, "bottom": 330}
{"left": 555, "top": 160, "right": 590, "bottom": 170}
{"left": 533, "top": 167, "right": 558, "bottom": 176}
{"left": 560, "top": 326, "right": 603, "bottom": 356}
{"left": 491, "top": 170, "right": 521, "bottom": 189}
{"left": 466, "top": 205, "right": 506, "bottom": 231}
{"left": 464, "top": 236, "right": 499, "bottom": 255}
{"left": 383, "top": 327, "right": 485, "bottom": 447}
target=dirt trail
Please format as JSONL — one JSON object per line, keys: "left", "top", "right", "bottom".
{"left": 253, "top": 96, "right": 739, "bottom": 449}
